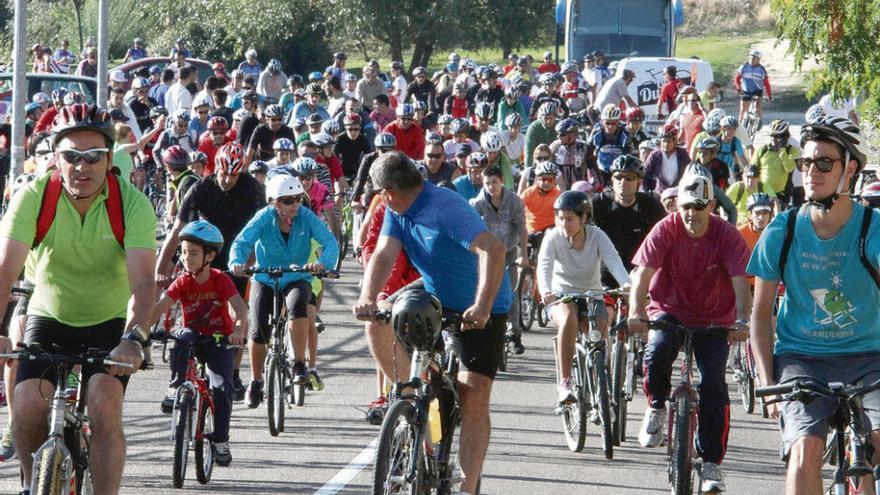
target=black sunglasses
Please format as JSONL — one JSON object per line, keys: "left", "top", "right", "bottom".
{"left": 795, "top": 156, "right": 842, "bottom": 173}
{"left": 426, "top": 153, "right": 442, "bottom": 159}
{"left": 277, "top": 196, "right": 302, "bottom": 205}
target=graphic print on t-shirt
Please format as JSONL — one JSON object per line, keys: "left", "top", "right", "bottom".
{"left": 809, "top": 272, "right": 856, "bottom": 332}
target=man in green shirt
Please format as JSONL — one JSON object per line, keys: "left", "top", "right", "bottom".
{"left": 524, "top": 102, "right": 559, "bottom": 169}
{"left": 0, "top": 104, "right": 155, "bottom": 493}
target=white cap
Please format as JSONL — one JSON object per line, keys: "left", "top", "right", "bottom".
{"left": 677, "top": 174, "right": 714, "bottom": 207}
{"left": 749, "top": 49, "right": 762, "bottom": 58}
{"left": 109, "top": 69, "right": 127, "bottom": 82}
{"left": 193, "top": 93, "right": 211, "bottom": 108}
{"left": 32, "top": 92, "right": 49, "bottom": 104}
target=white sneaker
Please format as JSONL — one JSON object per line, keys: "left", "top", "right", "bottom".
{"left": 700, "top": 462, "right": 726, "bottom": 493}
{"left": 638, "top": 407, "right": 665, "bottom": 447}
{"left": 557, "top": 377, "right": 575, "bottom": 404}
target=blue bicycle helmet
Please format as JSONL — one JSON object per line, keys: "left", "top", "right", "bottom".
{"left": 180, "top": 220, "right": 224, "bottom": 252}
{"left": 248, "top": 160, "right": 269, "bottom": 175}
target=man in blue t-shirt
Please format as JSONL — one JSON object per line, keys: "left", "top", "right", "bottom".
{"left": 748, "top": 116, "right": 877, "bottom": 493}
{"left": 354, "top": 151, "right": 510, "bottom": 495}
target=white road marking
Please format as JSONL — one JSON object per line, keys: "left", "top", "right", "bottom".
{"left": 313, "top": 438, "right": 378, "bottom": 495}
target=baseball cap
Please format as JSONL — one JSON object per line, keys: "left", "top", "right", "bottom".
{"left": 455, "top": 143, "right": 472, "bottom": 157}
{"left": 749, "top": 49, "right": 762, "bottom": 58}
{"left": 661, "top": 187, "right": 678, "bottom": 201}
{"left": 109, "top": 70, "right": 127, "bottom": 83}
{"left": 677, "top": 174, "right": 714, "bottom": 207}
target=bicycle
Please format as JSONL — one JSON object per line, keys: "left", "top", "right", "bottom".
{"left": 0, "top": 343, "right": 133, "bottom": 495}
{"left": 549, "top": 290, "right": 618, "bottom": 458}
{"left": 244, "top": 265, "right": 339, "bottom": 435}
{"left": 729, "top": 340, "right": 757, "bottom": 414}
{"left": 367, "top": 310, "right": 468, "bottom": 495}
{"left": 517, "top": 231, "right": 549, "bottom": 332}
{"left": 606, "top": 287, "right": 640, "bottom": 445}
{"left": 741, "top": 94, "right": 763, "bottom": 141}
{"left": 149, "top": 331, "right": 237, "bottom": 488}
{"left": 758, "top": 378, "right": 880, "bottom": 495}
{"left": 643, "top": 319, "right": 735, "bottom": 495}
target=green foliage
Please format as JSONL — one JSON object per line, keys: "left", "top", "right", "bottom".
{"left": 771, "top": 0, "right": 880, "bottom": 121}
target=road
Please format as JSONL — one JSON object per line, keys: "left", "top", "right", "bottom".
{"left": 2, "top": 264, "right": 795, "bottom": 494}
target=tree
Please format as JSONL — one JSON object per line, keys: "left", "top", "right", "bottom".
{"left": 771, "top": 0, "right": 880, "bottom": 119}
{"left": 483, "top": 0, "right": 554, "bottom": 59}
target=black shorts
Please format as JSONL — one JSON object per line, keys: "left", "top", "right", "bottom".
{"left": 741, "top": 89, "right": 763, "bottom": 101}
{"left": 16, "top": 316, "right": 130, "bottom": 389}
{"left": 248, "top": 279, "right": 315, "bottom": 344}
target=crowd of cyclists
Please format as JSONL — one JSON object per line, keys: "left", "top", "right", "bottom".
{"left": 0, "top": 37, "right": 878, "bottom": 494}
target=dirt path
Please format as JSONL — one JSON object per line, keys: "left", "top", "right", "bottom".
{"left": 749, "top": 38, "right": 820, "bottom": 94}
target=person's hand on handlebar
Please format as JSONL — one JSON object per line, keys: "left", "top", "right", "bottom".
{"left": 462, "top": 303, "right": 490, "bottom": 331}
{"left": 353, "top": 299, "right": 379, "bottom": 321}
{"left": 728, "top": 319, "right": 750, "bottom": 344}
{"left": 626, "top": 313, "right": 649, "bottom": 338}
{"left": 231, "top": 263, "right": 247, "bottom": 277}
{"left": 229, "top": 326, "right": 246, "bottom": 347}
{"left": 108, "top": 340, "right": 143, "bottom": 377}
{"left": 303, "top": 262, "right": 325, "bottom": 274}
{"left": 542, "top": 292, "right": 556, "bottom": 305}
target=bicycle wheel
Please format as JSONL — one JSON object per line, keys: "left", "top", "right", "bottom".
{"left": 736, "top": 343, "right": 755, "bottom": 414}
{"left": 194, "top": 395, "right": 215, "bottom": 484}
{"left": 518, "top": 269, "right": 536, "bottom": 331}
{"left": 670, "top": 395, "right": 694, "bottom": 495}
{"left": 64, "top": 423, "right": 92, "bottom": 495}
{"left": 293, "top": 379, "right": 306, "bottom": 407}
{"left": 172, "top": 392, "right": 193, "bottom": 489}
{"left": 372, "top": 400, "right": 424, "bottom": 495}
{"left": 266, "top": 355, "right": 286, "bottom": 436}
{"left": 561, "top": 352, "right": 587, "bottom": 452}
{"left": 594, "top": 352, "right": 614, "bottom": 460}
{"left": 610, "top": 337, "right": 626, "bottom": 446}
{"left": 32, "top": 444, "right": 66, "bottom": 495}
{"left": 537, "top": 303, "right": 550, "bottom": 328}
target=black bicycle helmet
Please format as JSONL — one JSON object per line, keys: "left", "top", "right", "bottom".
{"left": 553, "top": 190, "right": 592, "bottom": 218}
{"left": 746, "top": 192, "right": 774, "bottom": 212}
{"left": 391, "top": 289, "right": 443, "bottom": 351}
{"left": 609, "top": 154, "right": 645, "bottom": 178}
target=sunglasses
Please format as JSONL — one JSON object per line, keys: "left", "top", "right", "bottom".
{"left": 269, "top": 117, "right": 282, "bottom": 122}
{"left": 680, "top": 202, "right": 709, "bottom": 211}
{"left": 400, "top": 117, "right": 413, "bottom": 122}
{"left": 612, "top": 174, "right": 638, "bottom": 182}
{"left": 212, "top": 130, "right": 226, "bottom": 135}
{"left": 427, "top": 153, "right": 442, "bottom": 159}
{"left": 346, "top": 127, "right": 360, "bottom": 131}
{"left": 795, "top": 156, "right": 842, "bottom": 173}
{"left": 277, "top": 196, "right": 302, "bottom": 205}
{"left": 59, "top": 147, "right": 109, "bottom": 164}
{"left": 197, "top": 110, "right": 209, "bottom": 115}
{"left": 535, "top": 156, "right": 551, "bottom": 161}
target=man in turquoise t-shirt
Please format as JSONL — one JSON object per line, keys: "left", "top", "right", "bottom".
{"left": 0, "top": 105, "right": 155, "bottom": 493}
{"left": 748, "top": 116, "right": 879, "bottom": 493}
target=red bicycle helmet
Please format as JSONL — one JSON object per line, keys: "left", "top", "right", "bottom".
{"left": 661, "top": 123, "right": 679, "bottom": 138}
{"left": 51, "top": 103, "right": 115, "bottom": 147}
{"left": 343, "top": 113, "right": 362, "bottom": 127}
{"left": 625, "top": 107, "right": 646, "bottom": 123}
{"left": 161, "top": 145, "right": 190, "bottom": 172}
{"left": 215, "top": 142, "right": 245, "bottom": 174}
{"left": 207, "top": 116, "right": 229, "bottom": 132}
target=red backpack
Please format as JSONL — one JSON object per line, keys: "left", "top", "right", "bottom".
{"left": 33, "top": 170, "right": 125, "bottom": 249}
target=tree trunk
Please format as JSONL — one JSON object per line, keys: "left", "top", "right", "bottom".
{"left": 410, "top": 38, "right": 434, "bottom": 71}
{"left": 389, "top": 29, "right": 404, "bottom": 71}
{"left": 72, "top": 0, "right": 84, "bottom": 52}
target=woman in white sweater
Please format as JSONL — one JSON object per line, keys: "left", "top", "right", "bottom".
{"left": 538, "top": 190, "right": 631, "bottom": 403}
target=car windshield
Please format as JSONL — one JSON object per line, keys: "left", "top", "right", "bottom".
{"left": 0, "top": 75, "right": 97, "bottom": 120}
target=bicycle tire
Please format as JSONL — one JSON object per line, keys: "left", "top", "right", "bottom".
{"left": 267, "top": 355, "right": 285, "bottom": 436}
{"left": 172, "top": 392, "right": 193, "bottom": 489}
{"left": 372, "top": 399, "right": 423, "bottom": 495}
{"left": 561, "top": 352, "right": 587, "bottom": 452}
{"left": 671, "top": 394, "right": 693, "bottom": 495}
{"left": 610, "top": 337, "right": 626, "bottom": 446}
{"left": 194, "top": 395, "right": 214, "bottom": 484}
{"left": 518, "top": 269, "right": 536, "bottom": 331}
{"left": 498, "top": 341, "right": 508, "bottom": 373}
{"left": 32, "top": 445, "right": 65, "bottom": 495}
{"left": 537, "top": 303, "right": 549, "bottom": 328}
{"left": 737, "top": 343, "right": 755, "bottom": 414}
{"left": 594, "top": 352, "right": 614, "bottom": 460}
{"left": 64, "top": 423, "right": 92, "bottom": 495}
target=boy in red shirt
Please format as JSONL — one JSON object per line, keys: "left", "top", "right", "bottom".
{"left": 656, "top": 65, "right": 683, "bottom": 119}
{"left": 149, "top": 220, "right": 247, "bottom": 466}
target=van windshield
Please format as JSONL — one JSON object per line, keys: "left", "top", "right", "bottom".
{"left": 568, "top": 0, "right": 670, "bottom": 58}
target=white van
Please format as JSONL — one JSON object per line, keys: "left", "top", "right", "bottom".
{"left": 616, "top": 56, "right": 714, "bottom": 121}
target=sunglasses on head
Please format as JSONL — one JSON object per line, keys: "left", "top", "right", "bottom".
{"left": 277, "top": 196, "right": 302, "bottom": 205}
{"left": 795, "top": 156, "right": 842, "bottom": 173}
{"left": 59, "top": 147, "right": 109, "bottom": 164}
{"left": 680, "top": 202, "right": 709, "bottom": 211}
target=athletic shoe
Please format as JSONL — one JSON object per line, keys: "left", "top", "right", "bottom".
{"left": 507, "top": 333, "right": 525, "bottom": 355}
{"left": 160, "top": 388, "right": 176, "bottom": 414}
{"left": 308, "top": 370, "right": 324, "bottom": 391}
{"left": 366, "top": 396, "right": 387, "bottom": 425}
{"left": 292, "top": 362, "right": 307, "bottom": 385}
{"left": 315, "top": 314, "right": 326, "bottom": 334}
{"left": 700, "top": 462, "right": 726, "bottom": 492}
{"left": 232, "top": 375, "right": 246, "bottom": 403}
{"left": 0, "top": 427, "right": 15, "bottom": 462}
{"left": 246, "top": 380, "right": 264, "bottom": 409}
{"left": 639, "top": 407, "right": 666, "bottom": 448}
{"left": 557, "top": 377, "right": 575, "bottom": 405}
{"left": 213, "top": 441, "right": 232, "bottom": 467}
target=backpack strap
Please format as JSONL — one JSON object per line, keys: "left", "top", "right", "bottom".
{"left": 34, "top": 171, "right": 125, "bottom": 249}
{"left": 778, "top": 207, "right": 799, "bottom": 283}
{"left": 859, "top": 207, "right": 880, "bottom": 291}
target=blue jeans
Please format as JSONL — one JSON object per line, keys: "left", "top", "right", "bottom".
{"left": 643, "top": 314, "right": 730, "bottom": 464}
{"left": 169, "top": 329, "right": 235, "bottom": 443}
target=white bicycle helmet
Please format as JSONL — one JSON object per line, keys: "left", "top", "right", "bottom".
{"left": 480, "top": 131, "right": 503, "bottom": 153}
{"left": 601, "top": 104, "right": 621, "bottom": 122}
{"left": 266, "top": 174, "right": 305, "bottom": 202}
{"left": 534, "top": 160, "right": 558, "bottom": 176}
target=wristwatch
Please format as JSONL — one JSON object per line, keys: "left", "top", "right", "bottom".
{"left": 122, "top": 324, "right": 149, "bottom": 346}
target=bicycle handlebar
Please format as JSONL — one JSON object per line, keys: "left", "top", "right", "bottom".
{"left": 756, "top": 377, "right": 880, "bottom": 400}
{"left": 244, "top": 264, "right": 340, "bottom": 279}
{"left": 641, "top": 319, "right": 736, "bottom": 334}
{"left": 149, "top": 330, "right": 242, "bottom": 350}
{"left": 0, "top": 344, "right": 134, "bottom": 369}
{"left": 547, "top": 288, "right": 629, "bottom": 307}
{"left": 358, "top": 309, "right": 465, "bottom": 330}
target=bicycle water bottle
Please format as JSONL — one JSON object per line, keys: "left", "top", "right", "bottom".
{"left": 428, "top": 398, "right": 442, "bottom": 444}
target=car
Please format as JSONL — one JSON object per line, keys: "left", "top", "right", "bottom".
{"left": 0, "top": 73, "right": 97, "bottom": 122}
{"left": 111, "top": 57, "right": 215, "bottom": 91}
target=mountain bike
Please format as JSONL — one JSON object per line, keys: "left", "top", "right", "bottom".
{"left": 0, "top": 343, "right": 133, "bottom": 495}
{"left": 518, "top": 231, "right": 549, "bottom": 331}
{"left": 338, "top": 190, "right": 355, "bottom": 271}
{"left": 150, "top": 331, "right": 237, "bottom": 488}
{"left": 245, "top": 265, "right": 339, "bottom": 435}
{"left": 644, "top": 319, "right": 735, "bottom": 495}
{"left": 729, "top": 340, "right": 756, "bottom": 414}
{"left": 758, "top": 378, "right": 880, "bottom": 495}
{"left": 606, "top": 287, "right": 638, "bottom": 445}
{"left": 549, "top": 290, "right": 617, "bottom": 459}
{"left": 741, "top": 95, "right": 763, "bottom": 141}
{"left": 367, "top": 310, "right": 467, "bottom": 495}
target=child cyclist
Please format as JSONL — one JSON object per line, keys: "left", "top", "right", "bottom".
{"left": 149, "top": 220, "right": 248, "bottom": 466}
{"left": 230, "top": 174, "right": 339, "bottom": 408}
{"left": 538, "top": 190, "right": 631, "bottom": 404}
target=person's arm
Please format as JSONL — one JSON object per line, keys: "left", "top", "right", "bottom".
{"left": 537, "top": 231, "right": 555, "bottom": 301}
{"left": 146, "top": 292, "right": 174, "bottom": 330}
{"left": 750, "top": 275, "right": 778, "bottom": 394}
{"left": 464, "top": 230, "right": 506, "bottom": 330}
{"left": 0, "top": 239, "right": 30, "bottom": 361}
{"left": 730, "top": 275, "right": 752, "bottom": 341}
{"left": 515, "top": 199, "right": 528, "bottom": 266}
{"left": 354, "top": 235, "right": 403, "bottom": 314}
{"left": 309, "top": 210, "right": 340, "bottom": 270}
{"left": 227, "top": 293, "right": 248, "bottom": 346}
{"left": 734, "top": 71, "right": 743, "bottom": 93}
{"left": 626, "top": 265, "right": 656, "bottom": 336}
{"left": 763, "top": 73, "right": 772, "bottom": 101}
{"left": 597, "top": 229, "right": 631, "bottom": 286}
{"left": 714, "top": 189, "right": 737, "bottom": 224}
{"left": 156, "top": 217, "right": 185, "bottom": 282}
{"left": 229, "top": 211, "right": 264, "bottom": 275}
{"left": 622, "top": 94, "right": 637, "bottom": 108}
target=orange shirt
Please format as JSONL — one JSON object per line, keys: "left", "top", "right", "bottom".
{"left": 738, "top": 222, "right": 762, "bottom": 285}
{"left": 520, "top": 185, "right": 560, "bottom": 233}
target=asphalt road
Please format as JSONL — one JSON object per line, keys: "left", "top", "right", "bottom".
{"left": 0, "top": 261, "right": 799, "bottom": 495}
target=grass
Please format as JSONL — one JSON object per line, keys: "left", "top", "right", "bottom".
{"left": 675, "top": 30, "right": 770, "bottom": 87}
{"left": 345, "top": 45, "right": 555, "bottom": 77}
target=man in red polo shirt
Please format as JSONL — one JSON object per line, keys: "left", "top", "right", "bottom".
{"left": 383, "top": 103, "right": 425, "bottom": 160}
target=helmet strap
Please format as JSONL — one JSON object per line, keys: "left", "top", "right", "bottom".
{"left": 185, "top": 250, "right": 212, "bottom": 277}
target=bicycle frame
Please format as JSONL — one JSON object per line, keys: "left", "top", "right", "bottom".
{"left": 666, "top": 330, "right": 700, "bottom": 468}
{"left": 172, "top": 350, "right": 215, "bottom": 445}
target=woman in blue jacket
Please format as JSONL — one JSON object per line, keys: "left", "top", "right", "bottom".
{"left": 230, "top": 174, "right": 339, "bottom": 408}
